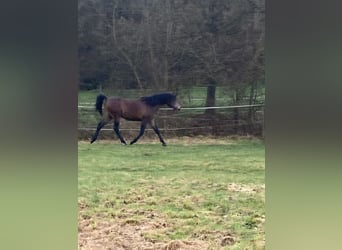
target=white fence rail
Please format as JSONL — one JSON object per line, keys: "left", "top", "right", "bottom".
{"left": 78, "top": 104, "right": 264, "bottom": 110}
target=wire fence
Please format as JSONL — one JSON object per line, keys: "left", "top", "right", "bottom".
{"left": 78, "top": 104, "right": 264, "bottom": 110}
{"left": 78, "top": 104, "right": 265, "bottom": 138}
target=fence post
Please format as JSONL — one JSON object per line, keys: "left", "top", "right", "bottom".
{"left": 205, "top": 84, "right": 216, "bottom": 115}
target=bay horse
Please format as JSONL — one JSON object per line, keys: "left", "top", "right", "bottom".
{"left": 90, "top": 93, "right": 181, "bottom": 146}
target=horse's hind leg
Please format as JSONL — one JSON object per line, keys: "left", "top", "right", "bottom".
{"left": 150, "top": 120, "right": 167, "bottom": 146}
{"left": 130, "top": 122, "right": 146, "bottom": 145}
{"left": 113, "top": 120, "right": 127, "bottom": 145}
{"left": 90, "top": 119, "right": 109, "bottom": 143}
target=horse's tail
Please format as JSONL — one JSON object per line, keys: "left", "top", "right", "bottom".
{"left": 95, "top": 93, "right": 107, "bottom": 116}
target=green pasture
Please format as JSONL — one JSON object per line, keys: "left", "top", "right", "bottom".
{"left": 78, "top": 138, "right": 265, "bottom": 249}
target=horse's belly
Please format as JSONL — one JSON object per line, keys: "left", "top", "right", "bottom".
{"left": 122, "top": 114, "right": 141, "bottom": 121}
{"left": 122, "top": 108, "right": 144, "bottom": 121}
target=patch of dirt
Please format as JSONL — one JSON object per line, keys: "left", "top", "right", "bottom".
{"left": 193, "top": 230, "right": 236, "bottom": 247}
{"left": 227, "top": 183, "right": 265, "bottom": 194}
{"left": 78, "top": 212, "right": 210, "bottom": 250}
{"left": 162, "top": 240, "right": 208, "bottom": 250}
{"left": 220, "top": 234, "right": 235, "bottom": 246}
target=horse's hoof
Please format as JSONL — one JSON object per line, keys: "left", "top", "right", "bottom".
{"left": 162, "top": 143, "right": 167, "bottom": 147}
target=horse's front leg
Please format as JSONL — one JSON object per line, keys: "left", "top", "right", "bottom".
{"left": 114, "top": 121, "right": 127, "bottom": 145}
{"left": 150, "top": 120, "right": 167, "bottom": 146}
{"left": 130, "top": 121, "right": 146, "bottom": 145}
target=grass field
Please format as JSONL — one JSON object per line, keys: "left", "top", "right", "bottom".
{"left": 78, "top": 138, "right": 265, "bottom": 249}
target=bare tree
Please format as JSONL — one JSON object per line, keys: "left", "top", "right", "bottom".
{"left": 78, "top": 0, "right": 265, "bottom": 101}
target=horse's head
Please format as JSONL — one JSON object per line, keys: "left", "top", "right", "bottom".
{"left": 167, "top": 94, "right": 181, "bottom": 111}
{"left": 141, "top": 93, "right": 181, "bottom": 110}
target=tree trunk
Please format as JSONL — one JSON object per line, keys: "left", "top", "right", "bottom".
{"left": 112, "top": 1, "right": 143, "bottom": 89}
{"left": 205, "top": 84, "right": 216, "bottom": 115}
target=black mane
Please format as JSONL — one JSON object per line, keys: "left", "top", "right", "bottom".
{"left": 140, "top": 93, "right": 175, "bottom": 107}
